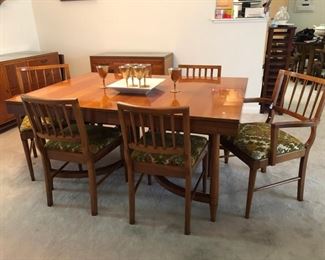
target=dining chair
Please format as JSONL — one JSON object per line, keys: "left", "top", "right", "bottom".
{"left": 178, "top": 64, "right": 227, "bottom": 162}
{"left": 21, "top": 95, "right": 122, "bottom": 215}
{"left": 221, "top": 70, "right": 325, "bottom": 218}
{"left": 117, "top": 102, "right": 209, "bottom": 235}
{"left": 178, "top": 64, "right": 222, "bottom": 79}
{"left": 16, "top": 64, "right": 70, "bottom": 181}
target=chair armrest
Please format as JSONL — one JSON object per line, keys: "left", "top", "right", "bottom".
{"left": 271, "top": 120, "right": 316, "bottom": 129}
{"left": 244, "top": 97, "right": 273, "bottom": 104}
{"left": 269, "top": 120, "right": 316, "bottom": 165}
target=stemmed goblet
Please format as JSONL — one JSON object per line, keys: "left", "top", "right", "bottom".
{"left": 133, "top": 65, "right": 146, "bottom": 87}
{"left": 143, "top": 64, "right": 151, "bottom": 87}
{"left": 96, "top": 65, "right": 109, "bottom": 88}
{"left": 119, "top": 65, "right": 131, "bottom": 87}
{"left": 168, "top": 67, "right": 182, "bottom": 93}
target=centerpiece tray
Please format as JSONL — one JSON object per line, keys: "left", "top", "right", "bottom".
{"left": 107, "top": 78, "right": 166, "bottom": 95}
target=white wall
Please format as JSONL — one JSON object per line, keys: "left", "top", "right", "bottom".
{"left": 0, "top": 0, "right": 40, "bottom": 54}
{"left": 31, "top": 0, "right": 267, "bottom": 106}
{"left": 288, "top": 0, "right": 325, "bottom": 31}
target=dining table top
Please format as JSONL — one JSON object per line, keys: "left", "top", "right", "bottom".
{"left": 6, "top": 73, "right": 247, "bottom": 126}
{"left": 5, "top": 72, "right": 248, "bottom": 221}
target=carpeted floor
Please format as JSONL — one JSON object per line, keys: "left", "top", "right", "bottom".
{"left": 0, "top": 112, "right": 324, "bottom": 260}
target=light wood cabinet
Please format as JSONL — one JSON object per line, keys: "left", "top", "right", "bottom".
{"left": 0, "top": 51, "right": 60, "bottom": 131}
{"left": 89, "top": 52, "right": 173, "bottom": 75}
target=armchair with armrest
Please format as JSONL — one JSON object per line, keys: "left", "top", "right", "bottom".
{"left": 221, "top": 70, "right": 325, "bottom": 218}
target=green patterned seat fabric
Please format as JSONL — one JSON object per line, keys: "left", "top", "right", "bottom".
{"left": 45, "top": 124, "right": 121, "bottom": 154}
{"left": 131, "top": 133, "right": 208, "bottom": 167}
{"left": 222, "top": 122, "right": 304, "bottom": 160}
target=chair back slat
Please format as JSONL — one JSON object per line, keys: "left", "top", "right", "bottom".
{"left": 118, "top": 103, "right": 191, "bottom": 168}
{"left": 159, "top": 115, "right": 166, "bottom": 148}
{"left": 130, "top": 112, "right": 138, "bottom": 145}
{"left": 303, "top": 81, "right": 316, "bottom": 117}
{"left": 309, "top": 86, "right": 323, "bottom": 119}
{"left": 149, "top": 114, "right": 156, "bottom": 148}
{"left": 21, "top": 95, "right": 89, "bottom": 153}
{"left": 287, "top": 76, "right": 299, "bottom": 110}
{"left": 16, "top": 64, "right": 70, "bottom": 94}
{"left": 294, "top": 79, "right": 307, "bottom": 113}
{"left": 170, "top": 114, "right": 176, "bottom": 148}
{"left": 44, "top": 105, "right": 57, "bottom": 136}
{"left": 62, "top": 104, "right": 74, "bottom": 137}
{"left": 272, "top": 70, "right": 325, "bottom": 123}
{"left": 139, "top": 113, "right": 146, "bottom": 146}
{"left": 178, "top": 64, "right": 222, "bottom": 79}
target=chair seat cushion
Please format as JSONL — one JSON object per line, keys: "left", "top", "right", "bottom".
{"left": 45, "top": 124, "right": 121, "bottom": 154}
{"left": 131, "top": 133, "right": 208, "bottom": 167}
{"left": 222, "top": 122, "right": 304, "bottom": 160}
{"left": 20, "top": 116, "right": 52, "bottom": 132}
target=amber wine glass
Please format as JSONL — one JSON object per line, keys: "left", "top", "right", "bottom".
{"left": 168, "top": 68, "right": 182, "bottom": 93}
{"left": 133, "top": 65, "right": 146, "bottom": 87}
{"left": 143, "top": 64, "right": 151, "bottom": 87}
{"left": 119, "top": 65, "right": 131, "bottom": 87}
{"left": 96, "top": 65, "right": 109, "bottom": 88}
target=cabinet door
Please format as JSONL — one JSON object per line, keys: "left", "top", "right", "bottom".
{"left": 0, "top": 66, "right": 16, "bottom": 125}
{"left": 4, "top": 61, "right": 28, "bottom": 96}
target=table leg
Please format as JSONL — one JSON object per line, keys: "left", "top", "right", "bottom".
{"left": 298, "top": 51, "right": 306, "bottom": 74}
{"left": 306, "top": 48, "right": 315, "bottom": 76}
{"left": 209, "top": 133, "right": 219, "bottom": 222}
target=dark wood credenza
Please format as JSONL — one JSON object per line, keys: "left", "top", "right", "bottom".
{"left": 89, "top": 52, "right": 173, "bottom": 75}
{"left": 0, "top": 51, "right": 60, "bottom": 131}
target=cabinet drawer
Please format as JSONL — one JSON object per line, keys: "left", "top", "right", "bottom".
{"left": 28, "top": 53, "right": 60, "bottom": 66}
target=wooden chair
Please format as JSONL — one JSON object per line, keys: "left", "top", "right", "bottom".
{"left": 16, "top": 64, "right": 70, "bottom": 181}
{"left": 221, "top": 70, "right": 325, "bottom": 218}
{"left": 117, "top": 103, "right": 209, "bottom": 235}
{"left": 178, "top": 64, "right": 227, "bottom": 162}
{"left": 21, "top": 95, "right": 122, "bottom": 215}
{"left": 178, "top": 64, "right": 222, "bottom": 79}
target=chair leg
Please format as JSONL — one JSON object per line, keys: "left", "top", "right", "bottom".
{"left": 224, "top": 149, "right": 230, "bottom": 164}
{"left": 31, "top": 139, "right": 37, "bottom": 158}
{"left": 41, "top": 155, "right": 53, "bottom": 206}
{"left": 202, "top": 155, "right": 208, "bottom": 193}
{"left": 298, "top": 155, "right": 308, "bottom": 201}
{"left": 78, "top": 164, "right": 83, "bottom": 171}
{"left": 86, "top": 160, "right": 98, "bottom": 216}
{"left": 147, "top": 175, "right": 152, "bottom": 185}
{"left": 120, "top": 144, "right": 128, "bottom": 182}
{"left": 184, "top": 175, "right": 192, "bottom": 235}
{"left": 21, "top": 138, "right": 35, "bottom": 181}
{"left": 128, "top": 165, "right": 135, "bottom": 224}
{"left": 261, "top": 166, "right": 267, "bottom": 173}
{"left": 245, "top": 168, "right": 257, "bottom": 219}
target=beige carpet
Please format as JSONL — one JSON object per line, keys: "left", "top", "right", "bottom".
{"left": 0, "top": 112, "right": 325, "bottom": 260}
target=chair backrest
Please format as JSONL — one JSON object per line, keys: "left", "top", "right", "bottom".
{"left": 270, "top": 70, "right": 325, "bottom": 124}
{"left": 16, "top": 64, "right": 71, "bottom": 94}
{"left": 21, "top": 95, "right": 90, "bottom": 154}
{"left": 178, "top": 64, "right": 222, "bottom": 78}
{"left": 117, "top": 102, "right": 191, "bottom": 168}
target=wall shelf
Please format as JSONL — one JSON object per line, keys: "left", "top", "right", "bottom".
{"left": 210, "top": 18, "right": 267, "bottom": 23}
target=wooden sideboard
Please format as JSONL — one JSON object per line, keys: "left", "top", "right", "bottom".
{"left": 0, "top": 51, "right": 60, "bottom": 131}
{"left": 89, "top": 52, "right": 173, "bottom": 75}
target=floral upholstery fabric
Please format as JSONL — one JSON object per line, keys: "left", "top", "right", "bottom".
{"left": 131, "top": 133, "right": 208, "bottom": 167}
{"left": 222, "top": 122, "right": 304, "bottom": 160}
{"left": 45, "top": 124, "right": 121, "bottom": 154}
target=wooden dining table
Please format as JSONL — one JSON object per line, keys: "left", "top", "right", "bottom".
{"left": 5, "top": 72, "right": 247, "bottom": 222}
